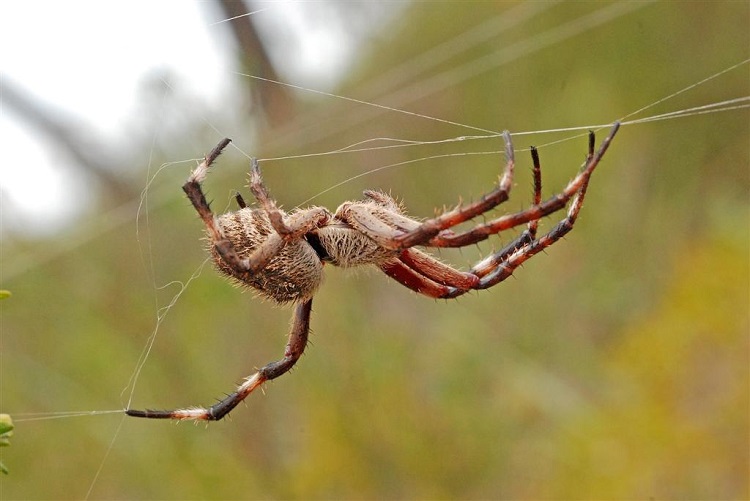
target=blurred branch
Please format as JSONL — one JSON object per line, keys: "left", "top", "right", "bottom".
{"left": 214, "top": 0, "right": 294, "bottom": 126}
{"left": 1, "top": 78, "right": 136, "bottom": 204}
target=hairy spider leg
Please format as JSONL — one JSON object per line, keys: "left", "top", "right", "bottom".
{"left": 526, "top": 143, "right": 544, "bottom": 238}
{"left": 378, "top": 247, "right": 476, "bottom": 298}
{"left": 452, "top": 128, "right": 596, "bottom": 281}
{"left": 251, "top": 159, "right": 332, "bottom": 241}
{"left": 425, "top": 123, "right": 618, "bottom": 248}
{"left": 457, "top": 139, "right": 550, "bottom": 278}
{"left": 444, "top": 127, "right": 609, "bottom": 297}
{"left": 181, "top": 137, "right": 274, "bottom": 273}
{"left": 181, "top": 137, "right": 232, "bottom": 241}
{"left": 378, "top": 124, "right": 618, "bottom": 299}
{"left": 183, "top": 142, "right": 328, "bottom": 277}
{"left": 181, "top": 139, "right": 288, "bottom": 276}
{"left": 459, "top": 169, "right": 593, "bottom": 296}
{"left": 126, "top": 299, "right": 312, "bottom": 421}
{"left": 383, "top": 130, "right": 517, "bottom": 249}
{"left": 248, "top": 158, "right": 295, "bottom": 237}
{"left": 463, "top": 129, "right": 597, "bottom": 281}
{"left": 377, "top": 139, "right": 540, "bottom": 298}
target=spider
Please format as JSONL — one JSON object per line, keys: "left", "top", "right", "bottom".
{"left": 126, "top": 122, "right": 620, "bottom": 421}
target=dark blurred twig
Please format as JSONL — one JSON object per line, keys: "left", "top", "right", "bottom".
{"left": 215, "top": 0, "right": 294, "bottom": 127}
{"left": 1, "top": 78, "right": 136, "bottom": 204}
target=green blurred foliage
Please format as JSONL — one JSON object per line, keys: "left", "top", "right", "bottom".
{"left": 2, "top": 2, "right": 748, "bottom": 499}
{"left": 0, "top": 414, "right": 13, "bottom": 474}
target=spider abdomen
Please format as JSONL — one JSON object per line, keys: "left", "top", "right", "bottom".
{"left": 214, "top": 208, "right": 323, "bottom": 302}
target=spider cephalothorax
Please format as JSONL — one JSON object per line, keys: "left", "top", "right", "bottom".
{"left": 127, "top": 123, "right": 620, "bottom": 421}
{"left": 212, "top": 190, "right": 408, "bottom": 302}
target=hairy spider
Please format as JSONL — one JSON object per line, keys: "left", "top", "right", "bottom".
{"left": 126, "top": 122, "right": 620, "bottom": 421}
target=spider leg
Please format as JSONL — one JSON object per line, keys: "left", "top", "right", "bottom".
{"left": 443, "top": 131, "right": 598, "bottom": 295}
{"left": 460, "top": 172, "right": 593, "bottom": 295}
{"left": 526, "top": 144, "right": 543, "bottom": 239}
{"left": 184, "top": 148, "right": 329, "bottom": 276}
{"left": 242, "top": 160, "right": 331, "bottom": 271}
{"left": 248, "top": 158, "right": 293, "bottom": 236}
{"left": 385, "top": 176, "right": 593, "bottom": 300}
{"left": 126, "top": 299, "right": 313, "bottom": 421}
{"left": 456, "top": 136, "right": 552, "bottom": 275}
{"left": 426, "top": 123, "right": 617, "bottom": 248}
{"left": 447, "top": 141, "right": 545, "bottom": 275}
{"left": 458, "top": 141, "right": 545, "bottom": 276}
{"left": 247, "top": 159, "right": 331, "bottom": 238}
{"left": 372, "top": 136, "right": 548, "bottom": 297}
{"left": 182, "top": 138, "right": 265, "bottom": 273}
{"left": 182, "top": 138, "right": 233, "bottom": 243}
{"left": 379, "top": 238, "right": 535, "bottom": 298}
{"left": 348, "top": 123, "right": 617, "bottom": 252}
{"left": 235, "top": 192, "right": 247, "bottom": 208}
{"left": 398, "top": 248, "right": 479, "bottom": 288}
{"left": 378, "top": 247, "right": 479, "bottom": 298}
{"left": 356, "top": 130, "right": 517, "bottom": 250}
{"left": 363, "top": 190, "right": 402, "bottom": 211}
{"left": 379, "top": 258, "right": 457, "bottom": 298}
{"left": 379, "top": 125, "right": 614, "bottom": 299}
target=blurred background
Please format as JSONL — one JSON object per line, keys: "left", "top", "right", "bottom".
{"left": 1, "top": 1, "right": 748, "bottom": 499}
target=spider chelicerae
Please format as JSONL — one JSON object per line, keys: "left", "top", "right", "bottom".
{"left": 126, "top": 122, "right": 620, "bottom": 421}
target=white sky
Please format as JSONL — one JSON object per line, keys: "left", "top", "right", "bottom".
{"left": 0, "top": 0, "right": 360, "bottom": 236}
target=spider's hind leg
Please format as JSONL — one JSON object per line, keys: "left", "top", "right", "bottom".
{"left": 181, "top": 139, "right": 262, "bottom": 274}
{"left": 182, "top": 138, "right": 232, "bottom": 239}
{"left": 126, "top": 299, "right": 313, "bottom": 421}
{"left": 247, "top": 158, "right": 297, "bottom": 237}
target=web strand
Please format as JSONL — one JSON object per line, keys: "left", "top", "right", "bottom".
{"left": 13, "top": 410, "right": 124, "bottom": 423}
{"left": 256, "top": 96, "right": 748, "bottom": 169}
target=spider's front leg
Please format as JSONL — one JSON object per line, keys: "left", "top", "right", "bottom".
{"left": 456, "top": 127, "right": 611, "bottom": 291}
{"left": 126, "top": 299, "right": 312, "bottom": 421}
{"left": 383, "top": 130, "right": 517, "bottom": 249}
{"left": 377, "top": 124, "right": 618, "bottom": 299}
{"left": 429, "top": 123, "right": 619, "bottom": 248}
